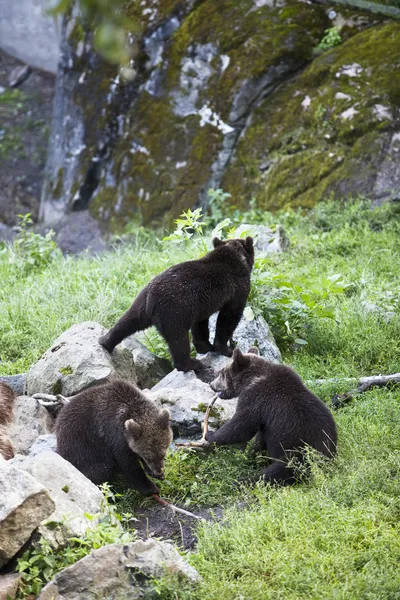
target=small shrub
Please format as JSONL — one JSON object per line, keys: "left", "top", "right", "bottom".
{"left": 6, "top": 213, "right": 61, "bottom": 275}
{"left": 316, "top": 27, "right": 342, "bottom": 52}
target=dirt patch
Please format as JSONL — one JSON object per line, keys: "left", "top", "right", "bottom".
{"left": 0, "top": 50, "right": 55, "bottom": 226}
{"left": 134, "top": 503, "right": 223, "bottom": 550}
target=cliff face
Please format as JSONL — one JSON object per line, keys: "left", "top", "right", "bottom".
{"left": 40, "top": 1, "right": 400, "bottom": 229}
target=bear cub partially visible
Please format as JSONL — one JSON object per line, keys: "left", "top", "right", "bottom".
{"left": 207, "top": 348, "right": 337, "bottom": 485}
{"left": 0, "top": 382, "right": 15, "bottom": 460}
{"left": 56, "top": 379, "right": 172, "bottom": 496}
{"left": 99, "top": 237, "right": 254, "bottom": 372}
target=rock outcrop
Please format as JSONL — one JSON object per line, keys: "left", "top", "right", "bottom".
{"left": 40, "top": 1, "right": 400, "bottom": 228}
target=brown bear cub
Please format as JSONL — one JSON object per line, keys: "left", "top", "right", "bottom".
{"left": 55, "top": 380, "right": 173, "bottom": 496}
{"left": 0, "top": 382, "right": 16, "bottom": 460}
{"left": 99, "top": 237, "right": 254, "bottom": 372}
{"left": 207, "top": 348, "right": 337, "bottom": 485}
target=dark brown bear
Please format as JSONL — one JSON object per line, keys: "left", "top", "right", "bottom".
{"left": 56, "top": 380, "right": 173, "bottom": 496}
{"left": 0, "top": 382, "right": 16, "bottom": 460}
{"left": 207, "top": 348, "right": 337, "bottom": 485}
{"left": 99, "top": 237, "right": 254, "bottom": 372}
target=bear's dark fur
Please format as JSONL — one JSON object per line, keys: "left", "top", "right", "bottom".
{"left": 207, "top": 347, "right": 337, "bottom": 485}
{"left": 55, "top": 380, "right": 173, "bottom": 496}
{"left": 0, "top": 382, "right": 15, "bottom": 460}
{"left": 99, "top": 237, "right": 254, "bottom": 372}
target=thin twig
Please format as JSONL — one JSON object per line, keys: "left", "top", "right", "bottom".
{"left": 152, "top": 494, "right": 206, "bottom": 521}
{"left": 175, "top": 394, "right": 219, "bottom": 449}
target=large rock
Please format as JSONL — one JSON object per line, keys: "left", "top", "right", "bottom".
{"left": 12, "top": 452, "right": 105, "bottom": 547}
{"left": 122, "top": 335, "right": 172, "bottom": 388}
{"left": 209, "top": 313, "right": 282, "bottom": 363}
{"left": 0, "top": 459, "right": 55, "bottom": 567}
{"left": 8, "top": 395, "right": 53, "bottom": 455}
{"left": 26, "top": 322, "right": 136, "bottom": 396}
{"left": 40, "top": 0, "right": 330, "bottom": 226}
{"left": 39, "top": 539, "right": 200, "bottom": 599}
{"left": 40, "top": 2, "right": 399, "bottom": 228}
{"left": 149, "top": 369, "right": 237, "bottom": 437}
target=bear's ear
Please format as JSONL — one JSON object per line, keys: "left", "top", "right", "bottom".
{"left": 232, "top": 347, "right": 250, "bottom": 370}
{"left": 158, "top": 408, "right": 170, "bottom": 429}
{"left": 248, "top": 346, "right": 260, "bottom": 355}
{"left": 213, "top": 237, "right": 225, "bottom": 248}
{"left": 124, "top": 419, "right": 142, "bottom": 439}
{"left": 244, "top": 236, "right": 254, "bottom": 254}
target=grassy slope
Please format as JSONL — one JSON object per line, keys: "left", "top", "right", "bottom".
{"left": 1, "top": 200, "right": 400, "bottom": 599}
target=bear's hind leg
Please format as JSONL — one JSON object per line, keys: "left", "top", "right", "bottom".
{"left": 191, "top": 319, "right": 214, "bottom": 354}
{"left": 162, "top": 328, "right": 205, "bottom": 372}
{"left": 214, "top": 299, "right": 246, "bottom": 357}
{"left": 262, "top": 460, "right": 296, "bottom": 486}
{"left": 99, "top": 302, "right": 152, "bottom": 353}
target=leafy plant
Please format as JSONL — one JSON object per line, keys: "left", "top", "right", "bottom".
{"left": 249, "top": 256, "right": 348, "bottom": 346}
{"left": 16, "top": 485, "right": 135, "bottom": 598}
{"left": 163, "top": 207, "right": 231, "bottom": 254}
{"left": 6, "top": 213, "right": 61, "bottom": 275}
{"left": 316, "top": 27, "right": 342, "bottom": 52}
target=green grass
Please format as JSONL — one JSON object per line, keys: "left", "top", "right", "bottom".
{"left": 2, "top": 198, "right": 400, "bottom": 598}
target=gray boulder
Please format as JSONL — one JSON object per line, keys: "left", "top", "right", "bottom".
{"left": 13, "top": 451, "right": 105, "bottom": 548}
{"left": 235, "top": 223, "right": 290, "bottom": 254}
{"left": 0, "top": 459, "right": 55, "bottom": 567}
{"left": 0, "top": 223, "right": 16, "bottom": 244}
{"left": 8, "top": 395, "right": 53, "bottom": 455}
{"left": 26, "top": 322, "right": 136, "bottom": 396}
{"left": 122, "top": 335, "right": 172, "bottom": 388}
{"left": 38, "top": 539, "right": 200, "bottom": 599}
{"left": 208, "top": 313, "right": 282, "bottom": 363}
{"left": 0, "top": 374, "right": 26, "bottom": 396}
{"left": 149, "top": 369, "right": 237, "bottom": 437}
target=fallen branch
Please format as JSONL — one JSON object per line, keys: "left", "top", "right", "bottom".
{"left": 329, "top": 373, "right": 400, "bottom": 409}
{"left": 33, "top": 392, "right": 70, "bottom": 406}
{"left": 152, "top": 494, "right": 206, "bottom": 521}
{"left": 175, "top": 394, "right": 219, "bottom": 449}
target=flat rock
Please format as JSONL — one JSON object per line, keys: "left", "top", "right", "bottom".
{"left": 28, "top": 434, "right": 57, "bottom": 457}
{"left": 122, "top": 335, "right": 172, "bottom": 388}
{"left": 26, "top": 321, "right": 136, "bottom": 396}
{"left": 0, "top": 460, "right": 55, "bottom": 567}
{"left": 35, "top": 211, "right": 106, "bottom": 255}
{"left": 13, "top": 451, "right": 105, "bottom": 548}
{"left": 38, "top": 539, "right": 200, "bottom": 599}
{"left": 149, "top": 369, "right": 237, "bottom": 437}
{"left": 235, "top": 223, "right": 290, "bottom": 253}
{"left": 8, "top": 395, "right": 53, "bottom": 455}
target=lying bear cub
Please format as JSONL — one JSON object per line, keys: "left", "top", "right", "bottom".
{"left": 56, "top": 380, "right": 172, "bottom": 496}
{"left": 207, "top": 348, "right": 337, "bottom": 485}
{"left": 99, "top": 237, "right": 254, "bottom": 372}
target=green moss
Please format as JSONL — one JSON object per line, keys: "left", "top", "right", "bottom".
{"left": 52, "top": 379, "right": 63, "bottom": 395}
{"left": 59, "top": 365, "right": 73, "bottom": 376}
{"left": 222, "top": 21, "right": 400, "bottom": 211}
{"left": 191, "top": 403, "right": 222, "bottom": 419}
{"left": 52, "top": 168, "right": 65, "bottom": 200}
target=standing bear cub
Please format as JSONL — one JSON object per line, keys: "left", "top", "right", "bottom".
{"left": 207, "top": 348, "right": 337, "bottom": 485}
{"left": 56, "top": 380, "right": 172, "bottom": 496}
{"left": 99, "top": 237, "right": 254, "bottom": 372}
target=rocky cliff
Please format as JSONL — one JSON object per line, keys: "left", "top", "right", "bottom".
{"left": 40, "top": 0, "right": 400, "bottom": 229}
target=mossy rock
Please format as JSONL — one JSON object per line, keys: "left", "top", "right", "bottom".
{"left": 222, "top": 21, "right": 400, "bottom": 210}
{"left": 89, "top": 0, "right": 329, "bottom": 228}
